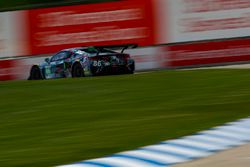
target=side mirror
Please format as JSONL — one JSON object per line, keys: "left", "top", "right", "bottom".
{"left": 45, "top": 58, "right": 50, "bottom": 63}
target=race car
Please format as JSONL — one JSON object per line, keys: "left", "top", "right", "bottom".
{"left": 28, "top": 45, "right": 136, "bottom": 80}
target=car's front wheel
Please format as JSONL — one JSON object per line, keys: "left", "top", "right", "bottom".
{"left": 127, "top": 62, "right": 135, "bottom": 74}
{"left": 29, "top": 65, "right": 43, "bottom": 80}
{"left": 72, "top": 63, "right": 84, "bottom": 78}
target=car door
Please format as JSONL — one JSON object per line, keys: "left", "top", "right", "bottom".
{"left": 49, "top": 51, "right": 72, "bottom": 78}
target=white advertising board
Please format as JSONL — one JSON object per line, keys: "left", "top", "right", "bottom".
{"left": 126, "top": 47, "right": 162, "bottom": 71}
{"left": 0, "top": 11, "right": 28, "bottom": 58}
{"left": 156, "top": 0, "right": 250, "bottom": 43}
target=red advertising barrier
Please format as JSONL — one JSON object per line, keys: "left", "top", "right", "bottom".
{"left": 0, "top": 60, "right": 17, "bottom": 81}
{"left": 165, "top": 38, "right": 250, "bottom": 67}
{"left": 27, "top": 0, "right": 155, "bottom": 55}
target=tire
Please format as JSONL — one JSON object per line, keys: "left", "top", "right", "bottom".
{"left": 29, "top": 65, "right": 43, "bottom": 80}
{"left": 127, "top": 62, "right": 135, "bottom": 74}
{"left": 72, "top": 63, "right": 84, "bottom": 78}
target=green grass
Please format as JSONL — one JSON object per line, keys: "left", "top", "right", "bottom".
{"left": 1, "top": 69, "right": 250, "bottom": 167}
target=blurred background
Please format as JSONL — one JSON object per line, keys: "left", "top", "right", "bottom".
{"left": 1, "top": 1, "right": 250, "bottom": 167}
{"left": 1, "top": 0, "right": 250, "bottom": 80}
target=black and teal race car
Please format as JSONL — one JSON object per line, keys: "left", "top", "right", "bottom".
{"left": 28, "top": 45, "right": 136, "bottom": 80}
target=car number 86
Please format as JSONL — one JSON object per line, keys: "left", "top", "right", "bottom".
{"left": 93, "top": 61, "right": 102, "bottom": 67}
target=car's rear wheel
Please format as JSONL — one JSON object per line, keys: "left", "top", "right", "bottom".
{"left": 127, "top": 62, "right": 135, "bottom": 74}
{"left": 29, "top": 65, "right": 43, "bottom": 80}
{"left": 72, "top": 63, "right": 84, "bottom": 78}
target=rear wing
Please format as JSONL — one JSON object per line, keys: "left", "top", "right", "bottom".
{"left": 95, "top": 44, "right": 138, "bottom": 53}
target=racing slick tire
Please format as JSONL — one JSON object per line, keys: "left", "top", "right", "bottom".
{"left": 72, "top": 63, "right": 84, "bottom": 78}
{"left": 127, "top": 62, "right": 135, "bottom": 74}
{"left": 29, "top": 65, "right": 43, "bottom": 80}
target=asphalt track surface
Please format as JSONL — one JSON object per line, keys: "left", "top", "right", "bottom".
{"left": 173, "top": 143, "right": 250, "bottom": 167}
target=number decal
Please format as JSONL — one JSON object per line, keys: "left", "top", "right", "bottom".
{"left": 93, "top": 61, "right": 102, "bottom": 67}
{"left": 98, "top": 61, "right": 102, "bottom": 67}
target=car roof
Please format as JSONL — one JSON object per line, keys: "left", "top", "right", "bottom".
{"left": 62, "top": 47, "right": 83, "bottom": 52}
{"left": 62, "top": 47, "right": 117, "bottom": 54}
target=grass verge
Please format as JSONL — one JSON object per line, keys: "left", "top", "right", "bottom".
{"left": 1, "top": 69, "right": 250, "bottom": 167}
